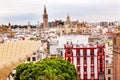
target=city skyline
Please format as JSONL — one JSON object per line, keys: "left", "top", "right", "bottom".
{"left": 0, "top": 0, "right": 120, "bottom": 25}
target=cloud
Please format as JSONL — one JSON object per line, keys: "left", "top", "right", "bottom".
{"left": 48, "top": 2, "right": 120, "bottom": 21}
{"left": 0, "top": 0, "right": 120, "bottom": 24}
{"left": 0, "top": 0, "right": 41, "bottom": 16}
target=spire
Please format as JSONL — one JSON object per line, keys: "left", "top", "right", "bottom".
{"left": 8, "top": 22, "right": 11, "bottom": 27}
{"left": 67, "top": 13, "right": 70, "bottom": 21}
{"left": 44, "top": 5, "right": 47, "bottom": 13}
{"left": 66, "top": 13, "right": 71, "bottom": 24}
{"left": 67, "top": 13, "right": 69, "bottom": 18}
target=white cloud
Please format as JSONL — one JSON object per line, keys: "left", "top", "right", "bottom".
{"left": 41, "top": 0, "right": 119, "bottom": 5}
{"left": 0, "top": 0, "right": 119, "bottom": 24}
{"left": 0, "top": 0, "right": 41, "bottom": 16}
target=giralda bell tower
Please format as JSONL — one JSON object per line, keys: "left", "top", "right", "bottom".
{"left": 43, "top": 5, "right": 48, "bottom": 28}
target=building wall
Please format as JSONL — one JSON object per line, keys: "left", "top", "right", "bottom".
{"left": 113, "top": 30, "right": 120, "bottom": 80}
{"left": 106, "top": 64, "right": 113, "bottom": 80}
{"left": 25, "top": 51, "right": 47, "bottom": 62}
{"left": 72, "top": 49, "right": 98, "bottom": 79}
{"left": 113, "top": 51, "right": 120, "bottom": 80}
{"left": 56, "top": 22, "right": 91, "bottom": 35}
{"left": 63, "top": 43, "right": 105, "bottom": 80}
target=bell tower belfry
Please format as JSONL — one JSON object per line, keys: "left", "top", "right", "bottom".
{"left": 43, "top": 5, "right": 48, "bottom": 29}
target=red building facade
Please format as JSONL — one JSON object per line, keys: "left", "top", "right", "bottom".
{"left": 64, "top": 42, "right": 105, "bottom": 80}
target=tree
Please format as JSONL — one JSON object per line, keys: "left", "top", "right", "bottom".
{"left": 14, "top": 58, "right": 78, "bottom": 80}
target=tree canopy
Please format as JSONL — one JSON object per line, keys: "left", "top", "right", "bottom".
{"left": 14, "top": 58, "right": 78, "bottom": 80}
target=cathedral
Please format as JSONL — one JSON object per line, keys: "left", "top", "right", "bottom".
{"left": 56, "top": 14, "right": 91, "bottom": 35}
{"left": 41, "top": 5, "right": 91, "bottom": 35}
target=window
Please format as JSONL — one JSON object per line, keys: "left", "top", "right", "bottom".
{"left": 99, "top": 49, "right": 102, "bottom": 53}
{"left": 91, "top": 59, "right": 94, "bottom": 63}
{"left": 84, "top": 68, "right": 87, "bottom": 72}
{"left": 77, "top": 59, "right": 80, "bottom": 64}
{"left": 114, "top": 37, "right": 116, "bottom": 45}
{"left": 27, "top": 57, "right": 30, "bottom": 61}
{"left": 100, "top": 67, "right": 102, "bottom": 72}
{"left": 99, "top": 74, "right": 104, "bottom": 79}
{"left": 62, "top": 30, "right": 64, "bottom": 33}
{"left": 90, "top": 50, "right": 94, "bottom": 56}
{"left": 83, "top": 53, "right": 87, "bottom": 56}
{"left": 77, "top": 57, "right": 80, "bottom": 61}
{"left": 76, "top": 50, "right": 80, "bottom": 56}
{"left": 84, "top": 59, "right": 87, "bottom": 64}
{"left": 83, "top": 50, "right": 87, "bottom": 56}
{"left": 108, "top": 69, "right": 111, "bottom": 74}
{"left": 91, "top": 76, "right": 94, "bottom": 80}
{"left": 108, "top": 77, "right": 111, "bottom": 80}
{"left": 62, "top": 30, "right": 66, "bottom": 34}
{"left": 100, "top": 58, "right": 102, "bottom": 64}
{"left": 71, "top": 29, "right": 73, "bottom": 32}
{"left": 91, "top": 68, "right": 94, "bottom": 72}
{"left": 76, "top": 53, "right": 80, "bottom": 56}
{"left": 106, "top": 60, "right": 108, "bottom": 64}
{"left": 32, "top": 57, "right": 36, "bottom": 61}
{"left": 68, "top": 50, "right": 71, "bottom": 54}
{"left": 33, "top": 53, "right": 36, "bottom": 55}
{"left": 77, "top": 68, "right": 80, "bottom": 72}
{"left": 84, "top": 76, "right": 87, "bottom": 80}
{"left": 60, "top": 51, "right": 63, "bottom": 56}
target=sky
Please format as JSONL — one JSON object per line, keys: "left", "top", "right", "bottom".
{"left": 0, "top": 0, "right": 120, "bottom": 25}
